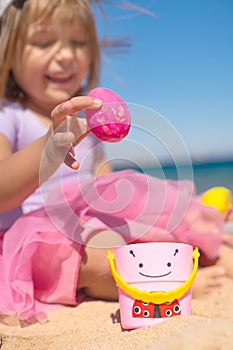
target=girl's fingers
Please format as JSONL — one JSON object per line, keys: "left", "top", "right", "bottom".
{"left": 51, "top": 96, "right": 102, "bottom": 130}
{"left": 64, "top": 150, "right": 80, "bottom": 170}
{"left": 50, "top": 96, "right": 102, "bottom": 169}
{"left": 66, "top": 115, "right": 90, "bottom": 146}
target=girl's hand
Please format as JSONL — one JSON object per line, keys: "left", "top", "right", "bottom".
{"left": 47, "top": 96, "right": 102, "bottom": 169}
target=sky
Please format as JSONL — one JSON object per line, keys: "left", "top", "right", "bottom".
{"left": 92, "top": 0, "right": 233, "bottom": 167}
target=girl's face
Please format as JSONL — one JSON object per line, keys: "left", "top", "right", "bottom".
{"left": 11, "top": 14, "right": 91, "bottom": 115}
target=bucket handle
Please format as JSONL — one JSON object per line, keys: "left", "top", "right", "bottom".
{"left": 108, "top": 247, "right": 199, "bottom": 304}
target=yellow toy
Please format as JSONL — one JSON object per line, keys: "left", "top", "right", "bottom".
{"left": 201, "top": 186, "right": 233, "bottom": 214}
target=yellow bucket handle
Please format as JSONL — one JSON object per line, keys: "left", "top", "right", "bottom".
{"left": 108, "top": 247, "right": 199, "bottom": 304}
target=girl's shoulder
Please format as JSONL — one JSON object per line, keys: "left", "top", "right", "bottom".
{"left": 0, "top": 101, "right": 31, "bottom": 138}
{"left": 0, "top": 100, "right": 44, "bottom": 148}
{"left": 0, "top": 100, "right": 28, "bottom": 122}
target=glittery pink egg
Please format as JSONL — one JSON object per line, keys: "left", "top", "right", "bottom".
{"left": 85, "top": 87, "right": 131, "bottom": 142}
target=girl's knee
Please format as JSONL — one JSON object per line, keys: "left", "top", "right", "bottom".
{"left": 86, "top": 229, "right": 126, "bottom": 248}
{"left": 77, "top": 243, "right": 118, "bottom": 300}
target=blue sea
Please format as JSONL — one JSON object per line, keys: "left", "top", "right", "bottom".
{"left": 114, "top": 159, "right": 233, "bottom": 194}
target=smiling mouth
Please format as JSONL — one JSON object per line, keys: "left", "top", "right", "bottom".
{"left": 47, "top": 75, "right": 73, "bottom": 83}
{"left": 139, "top": 271, "right": 171, "bottom": 278}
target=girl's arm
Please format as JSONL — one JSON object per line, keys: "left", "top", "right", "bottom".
{"left": 0, "top": 96, "right": 102, "bottom": 212}
{"left": 0, "top": 133, "right": 53, "bottom": 212}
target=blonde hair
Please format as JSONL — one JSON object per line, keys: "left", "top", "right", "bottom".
{"left": 0, "top": 0, "right": 100, "bottom": 103}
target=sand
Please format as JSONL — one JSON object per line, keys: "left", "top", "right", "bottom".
{"left": 0, "top": 277, "right": 233, "bottom": 350}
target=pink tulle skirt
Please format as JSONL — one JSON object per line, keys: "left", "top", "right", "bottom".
{"left": 0, "top": 170, "right": 224, "bottom": 322}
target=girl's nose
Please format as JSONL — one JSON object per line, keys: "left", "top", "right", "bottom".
{"left": 55, "top": 45, "right": 75, "bottom": 66}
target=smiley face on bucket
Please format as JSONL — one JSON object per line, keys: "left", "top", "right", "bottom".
{"left": 123, "top": 243, "right": 191, "bottom": 282}
{"left": 129, "top": 248, "right": 179, "bottom": 279}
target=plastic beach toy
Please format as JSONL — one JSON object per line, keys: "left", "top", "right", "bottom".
{"left": 201, "top": 187, "right": 233, "bottom": 213}
{"left": 85, "top": 87, "right": 131, "bottom": 142}
{"left": 201, "top": 187, "right": 233, "bottom": 238}
{"left": 108, "top": 242, "right": 199, "bottom": 329}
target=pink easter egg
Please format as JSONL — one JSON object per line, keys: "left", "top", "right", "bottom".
{"left": 85, "top": 87, "right": 131, "bottom": 142}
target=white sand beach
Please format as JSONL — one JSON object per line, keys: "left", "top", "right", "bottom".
{"left": 0, "top": 276, "right": 233, "bottom": 350}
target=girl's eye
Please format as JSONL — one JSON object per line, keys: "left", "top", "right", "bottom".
{"left": 31, "top": 41, "right": 54, "bottom": 48}
{"left": 71, "top": 40, "right": 87, "bottom": 48}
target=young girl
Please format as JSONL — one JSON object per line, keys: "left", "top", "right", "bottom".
{"left": 0, "top": 0, "right": 232, "bottom": 323}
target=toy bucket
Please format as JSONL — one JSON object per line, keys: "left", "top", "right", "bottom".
{"left": 108, "top": 242, "right": 199, "bottom": 329}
